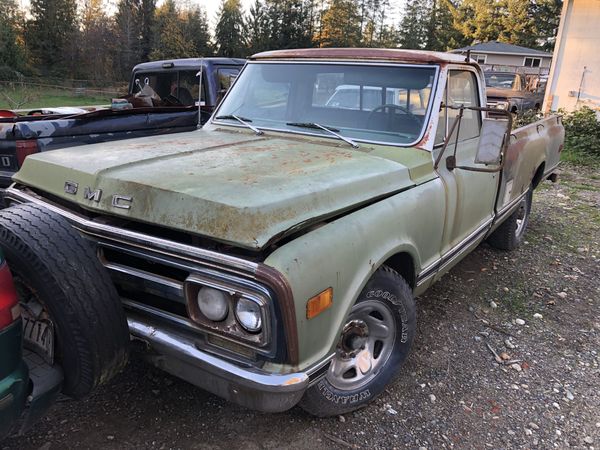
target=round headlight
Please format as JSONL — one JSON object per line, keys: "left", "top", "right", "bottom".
{"left": 235, "top": 298, "right": 262, "bottom": 332}
{"left": 197, "top": 287, "right": 229, "bottom": 322}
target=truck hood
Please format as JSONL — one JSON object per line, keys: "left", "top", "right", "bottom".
{"left": 485, "top": 87, "right": 518, "bottom": 100}
{"left": 14, "top": 129, "right": 416, "bottom": 250}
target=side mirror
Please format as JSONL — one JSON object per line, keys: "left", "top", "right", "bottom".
{"left": 436, "top": 105, "right": 512, "bottom": 173}
{"left": 475, "top": 118, "right": 509, "bottom": 165}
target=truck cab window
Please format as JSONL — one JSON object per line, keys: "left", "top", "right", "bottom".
{"left": 217, "top": 68, "right": 240, "bottom": 91}
{"left": 133, "top": 70, "right": 203, "bottom": 106}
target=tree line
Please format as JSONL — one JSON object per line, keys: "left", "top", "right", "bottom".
{"left": 0, "top": 0, "right": 562, "bottom": 83}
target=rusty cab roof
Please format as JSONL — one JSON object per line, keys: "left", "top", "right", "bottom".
{"left": 250, "top": 48, "right": 471, "bottom": 65}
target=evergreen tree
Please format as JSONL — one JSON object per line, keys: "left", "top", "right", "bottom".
{"left": 531, "top": 0, "right": 563, "bottom": 51}
{"left": 499, "top": 0, "right": 537, "bottom": 47}
{"left": 139, "top": 0, "right": 156, "bottom": 61}
{"left": 265, "top": 0, "right": 313, "bottom": 50}
{"left": 247, "top": 0, "right": 271, "bottom": 54}
{"left": 150, "top": 0, "right": 195, "bottom": 60}
{"left": 25, "top": 0, "right": 78, "bottom": 76}
{"left": 115, "top": 0, "right": 142, "bottom": 78}
{"left": 451, "top": 0, "right": 562, "bottom": 51}
{"left": 182, "top": 6, "right": 212, "bottom": 56}
{"left": 78, "top": 0, "right": 117, "bottom": 82}
{"left": 0, "top": 0, "right": 26, "bottom": 76}
{"left": 452, "top": 0, "right": 505, "bottom": 44}
{"left": 425, "top": 0, "right": 469, "bottom": 51}
{"left": 215, "top": 0, "right": 246, "bottom": 57}
{"left": 319, "top": 0, "right": 361, "bottom": 47}
{"left": 397, "top": 0, "right": 428, "bottom": 49}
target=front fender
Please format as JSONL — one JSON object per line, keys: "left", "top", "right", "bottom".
{"left": 264, "top": 179, "right": 445, "bottom": 370}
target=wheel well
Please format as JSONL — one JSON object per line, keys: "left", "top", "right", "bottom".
{"left": 382, "top": 252, "right": 415, "bottom": 289}
{"left": 532, "top": 163, "right": 546, "bottom": 188}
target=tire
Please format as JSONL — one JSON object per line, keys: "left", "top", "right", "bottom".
{"left": 0, "top": 203, "right": 129, "bottom": 398}
{"left": 299, "top": 266, "right": 416, "bottom": 417}
{"left": 487, "top": 187, "right": 533, "bottom": 251}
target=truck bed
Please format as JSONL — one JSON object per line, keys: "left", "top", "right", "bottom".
{"left": 496, "top": 114, "right": 564, "bottom": 213}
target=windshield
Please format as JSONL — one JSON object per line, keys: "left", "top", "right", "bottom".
{"left": 485, "top": 73, "right": 518, "bottom": 90}
{"left": 214, "top": 62, "right": 437, "bottom": 146}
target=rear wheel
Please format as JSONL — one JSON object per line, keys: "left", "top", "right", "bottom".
{"left": 0, "top": 203, "right": 129, "bottom": 398}
{"left": 487, "top": 187, "right": 532, "bottom": 250}
{"left": 299, "top": 266, "right": 416, "bottom": 417}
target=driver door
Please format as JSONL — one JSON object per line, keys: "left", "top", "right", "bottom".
{"left": 433, "top": 69, "right": 500, "bottom": 278}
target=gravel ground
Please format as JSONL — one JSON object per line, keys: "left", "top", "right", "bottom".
{"left": 3, "top": 163, "right": 599, "bottom": 450}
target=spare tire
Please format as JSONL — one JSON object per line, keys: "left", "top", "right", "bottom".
{"left": 0, "top": 203, "right": 129, "bottom": 398}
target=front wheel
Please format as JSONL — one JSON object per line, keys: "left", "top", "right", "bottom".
{"left": 299, "top": 266, "right": 416, "bottom": 417}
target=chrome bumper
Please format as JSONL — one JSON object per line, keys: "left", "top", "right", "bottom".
{"left": 128, "top": 316, "right": 309, "bottom": 413}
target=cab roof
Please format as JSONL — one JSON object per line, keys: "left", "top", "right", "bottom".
{"left": 132, "top": 57, "right": 246, "bottom": 72}
{"left": 250, "top": 48, "right": 471, "bottom": 65}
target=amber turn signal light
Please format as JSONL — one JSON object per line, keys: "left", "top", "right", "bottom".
{"left": 306, "top": 287, "right": 333, "bottom": 319}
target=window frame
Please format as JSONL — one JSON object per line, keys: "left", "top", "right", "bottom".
{"left": 472, "top": 53, "right": 487, "bottom": 65}
{"left": 211, "top": 60, "right": 441, "bottom": 149}
{"left": 434, "top": 68, "right": 484, "bottom": 146}
{"left": 523, "top": 57, "right": 542, "bottom": 68}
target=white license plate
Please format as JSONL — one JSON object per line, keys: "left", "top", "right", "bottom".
{"left": 22, "top": 316, "right": 54, "bottom": 365}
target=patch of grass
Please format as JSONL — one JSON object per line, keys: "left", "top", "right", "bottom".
{"left": 535, "top": 182, "right": 556, "bottom": 193}
{"left": 564, "top": 182, "right": 600, "bottom": 193}
{"left": 575, "top": 203, "right": 600, "bottom": 227}
{"left": 0, "top": 86, "right": 115, "bottom": 110}
{"left": 503, "top": 288, "right": 530, "bottom": 316}
{"left": 561, "top": 146, "right": 600, "bottom": 168}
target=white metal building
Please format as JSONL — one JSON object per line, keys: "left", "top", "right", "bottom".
{"left": 543, "top": 0, "right": 600, "bottom": 113}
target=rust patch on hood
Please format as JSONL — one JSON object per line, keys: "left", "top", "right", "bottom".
{"left": 16, "top": 129, "right": 416, "bottom": 250}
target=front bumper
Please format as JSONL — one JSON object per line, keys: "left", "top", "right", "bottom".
{"left": 128, "top": 315, "right": 310, "bottom": 413}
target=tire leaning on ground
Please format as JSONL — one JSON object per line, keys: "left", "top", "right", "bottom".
{"left": 299, "top": 266, "right": 416, "bottom": 417}
{"left": 0, "top": 203, "right": 129, "bottom": 398}
{"left": 487, "top": 186, "right": 533, "bottom": 251}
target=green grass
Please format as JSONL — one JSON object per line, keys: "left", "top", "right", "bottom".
{"left": 503, "top": 288, "right": 530, "bottom": 316}
{"left": 0, "top": 86, "right": 114, "bottom": 110}
{"left": 561, "top": 146, "right": 600, "bottom": 167}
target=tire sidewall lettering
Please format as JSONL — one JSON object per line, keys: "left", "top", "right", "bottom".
{"left": 317, "top": 379, "right": 371, "bottom": 405}
{"left": 366, "top": 288, "right": 409, "bottom": 343}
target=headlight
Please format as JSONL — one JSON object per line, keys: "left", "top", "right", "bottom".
{"left": 197, "top": 287, "right": 229, "bottom": 322}
{"left": 235, "top": 297, "right": 262, "bottom": 332}
{"left": 495, "top": 101, "right": 509, "bottom": 110}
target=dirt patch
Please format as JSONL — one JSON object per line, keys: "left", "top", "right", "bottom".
{"left": 3, "top": 164, "right": 599, "bottom": 450}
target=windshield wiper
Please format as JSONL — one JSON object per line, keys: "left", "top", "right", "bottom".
{"left": 286, "top": 122, "right": 359, "bottom": 148}
{"left": 214, "top": 114, "right": 263, "bottom": 136}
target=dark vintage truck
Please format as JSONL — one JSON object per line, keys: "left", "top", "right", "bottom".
{"left": 484, "top": 71, "right": 546, "bottom": 113}
{"left": 0, "top": 58, "right": 245, "bottom": 186}
{"left": 0, "top": 49, "right": 563, "bottom": 423}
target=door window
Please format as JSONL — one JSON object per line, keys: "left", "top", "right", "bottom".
{"left": 435, "top": 70, "right": 482, "bottom": 144}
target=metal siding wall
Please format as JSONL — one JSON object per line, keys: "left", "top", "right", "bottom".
{"left": 547, "top": 0, "right": 600, "bottom": 112}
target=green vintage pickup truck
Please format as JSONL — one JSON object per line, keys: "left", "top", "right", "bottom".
{"left": 0, "top": 49, "right": 563, "bottom": 417}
